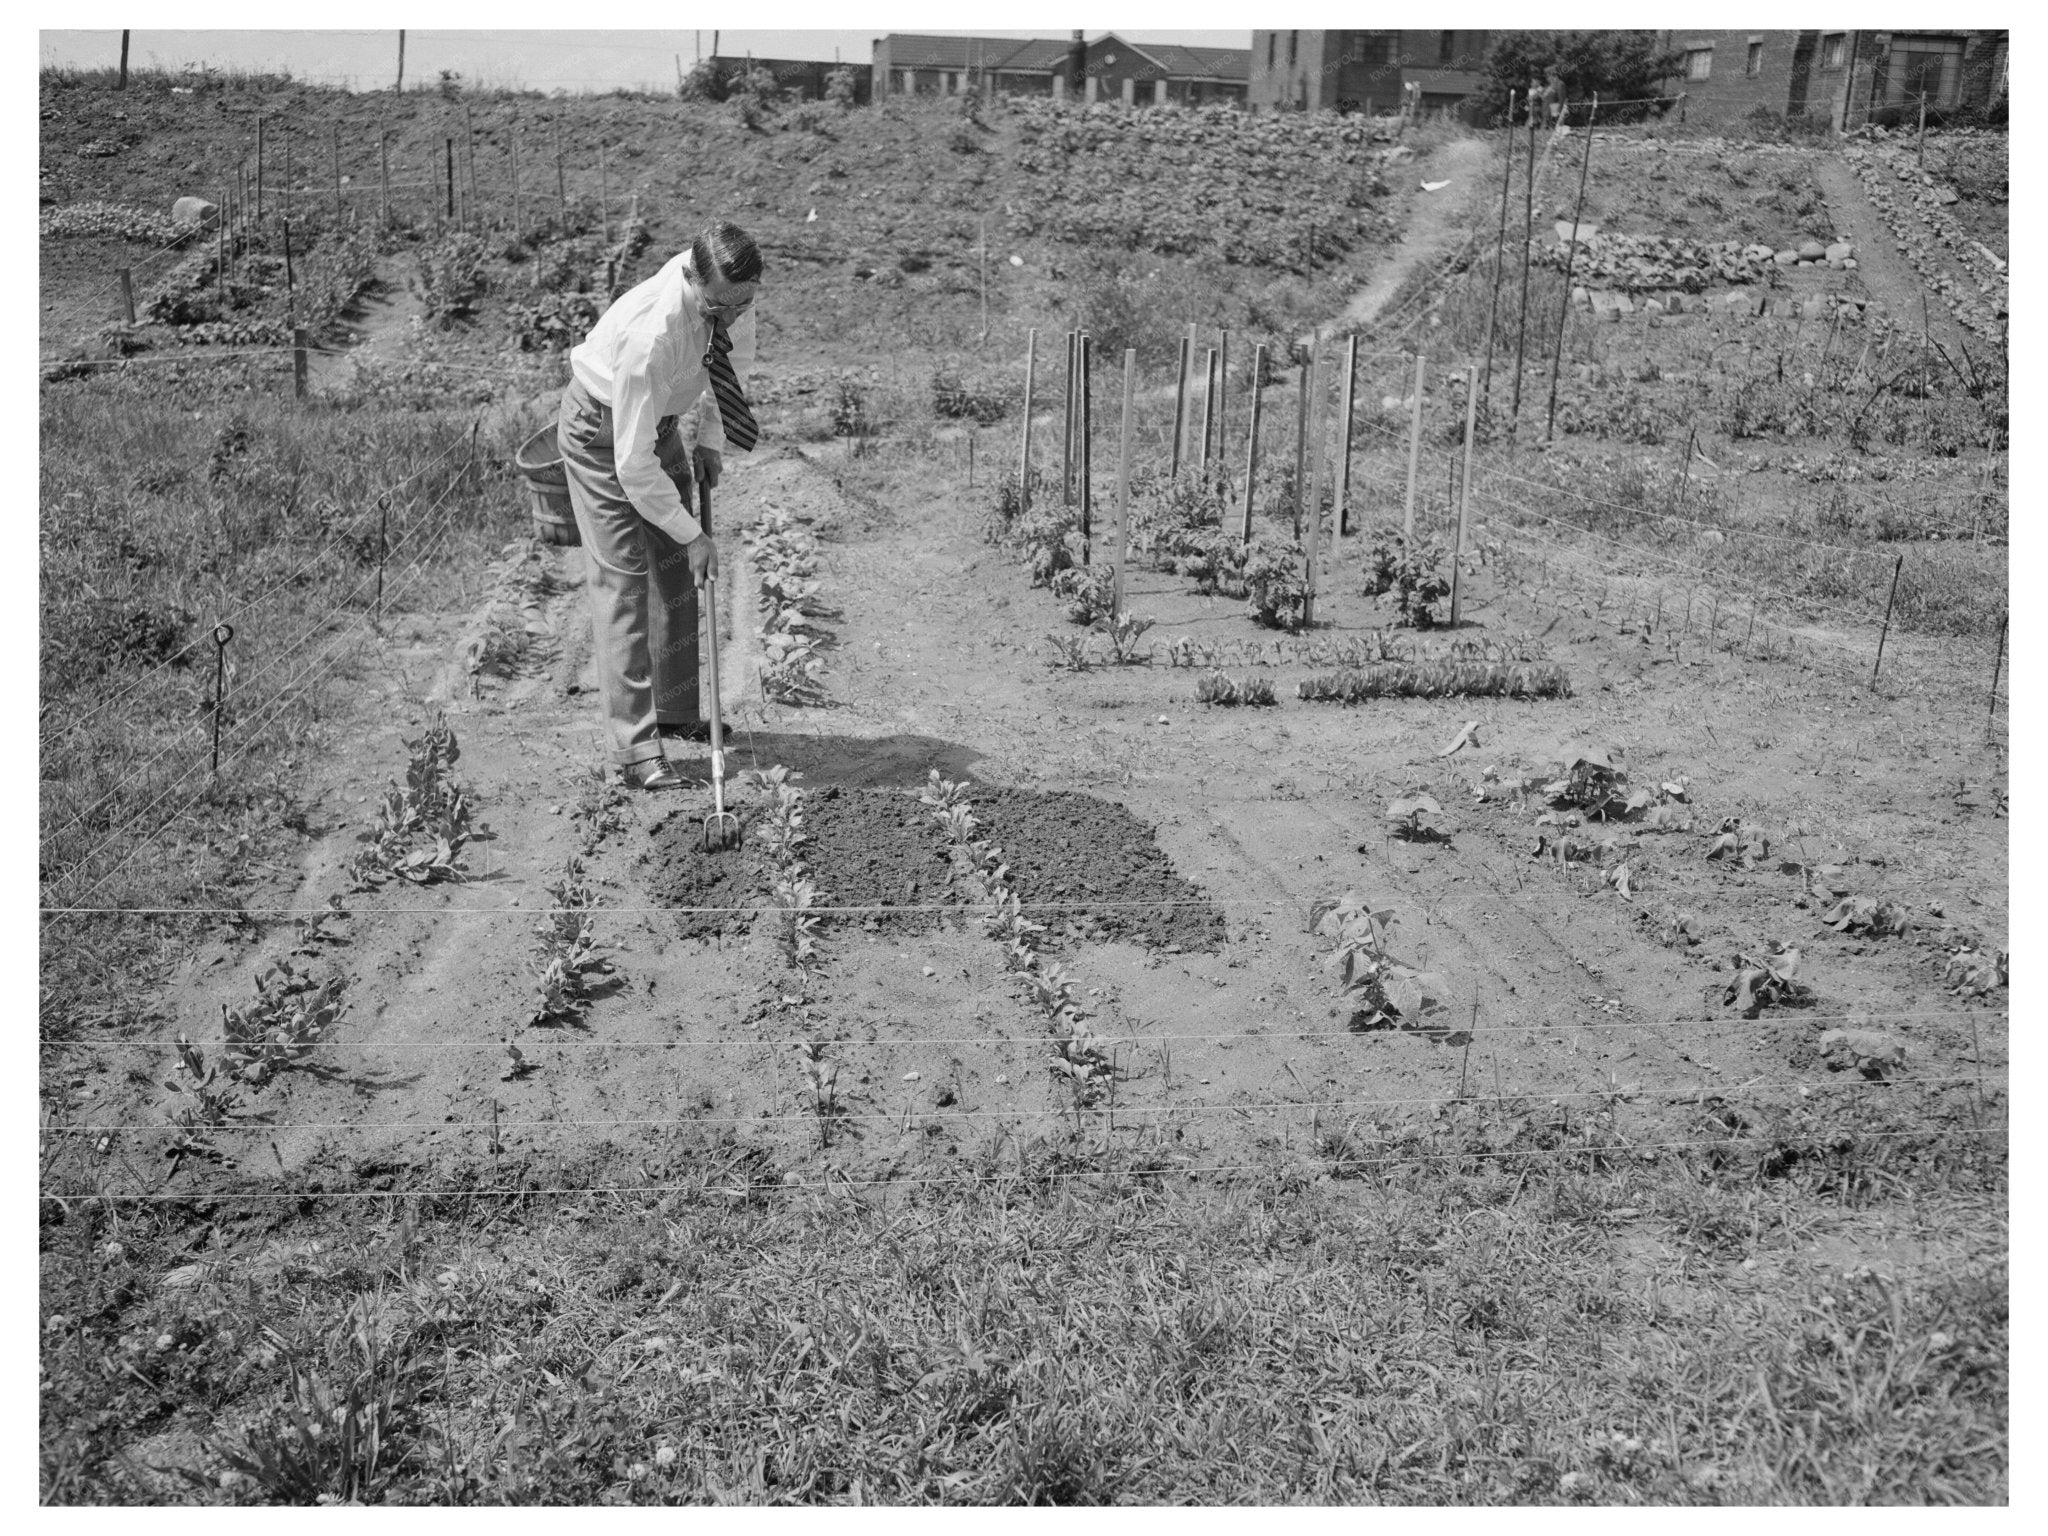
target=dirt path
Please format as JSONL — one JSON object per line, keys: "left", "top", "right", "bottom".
{"left": 307, "top": 253, "right": 424, "bottom": 391}
{"left": 1811, "top": 155, "right": 1971, "bottom": 354}
{"left": 1320, "top": 134, "right": 1497, "bottom": 343}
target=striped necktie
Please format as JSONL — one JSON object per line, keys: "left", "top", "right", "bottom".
{"left": 704, "top": 323, "right": 759, "bottom": 453}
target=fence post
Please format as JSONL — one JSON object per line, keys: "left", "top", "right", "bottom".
{"left": 1403, "top": 351, "right": 1427, "bottom": 538}
{"left": 116, "top": 267, "right": 135, "bottom": 324}
{"left": 209, "top": 625, "right": 235, "bottom": 778}
{"left": 331, "top": 123, "right": 343, "bottom": 224}
{"left": 1451, "top": 365, "right": 1479, "bottom": 626}
{"left": 1018, "top": 328, "right": 1036, "bottom": 519}
{"left": 376, "top": 495, "right": 391, "bottom": 625}
{"left": 554, "top": 122, "right": 566, "bottom": 215}
{"left": 598, "top": 141, "right": 611, "bottom": 244}
{"left": 256, "top": 116, "right": 265, "bottom": 226}
{"left": 1112, "top": 348, "right": 1137, "bottom": 618}
{"left": 445, "top": 138, "right": 457, "bottom": 223}
{"left": 1545, "top": 93, "right": 1598, "bottom": 445}
{"left": 1334, "top": 335, "right": 1358, "bottom": 541}
{"left": 1870, "top": 554, "right": 1904, "bottom": 688}
{"left": 293, "top": 327, "right": 309, "bottom": 401}
{"left": 379, "top": 130, "right": 391, "bottom": 229}
{"left": 979, "top": 214, "right": 989, "bottom": 344}
{"left": 465, "top": 104, "right": 480, "bottom": 223}
{"left": 1241, "top": 343, "right": 1265, "bottom": 542}
{"left": 118, "top": 29, "right": 129, "bottom": 89}
{"left": 1170, "top": 335, "right": 1190, "bottom": 478}
{"left": 282, "top": 219, "right": 296, "bottom": 322}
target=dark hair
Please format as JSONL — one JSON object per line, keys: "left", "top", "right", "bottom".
{"left": 689, "top": 221, "right": 764, "bottom": 286}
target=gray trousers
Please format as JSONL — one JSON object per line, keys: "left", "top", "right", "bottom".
{"left": 557, "top": 378, "right": 706, "bottom": 766}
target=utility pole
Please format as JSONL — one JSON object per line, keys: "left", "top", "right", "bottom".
{"left": 118, "top": 30, "right": 129, "bottom": 90}
{"left": 1069, "top": 30, "right": 1087, "bottom": 99}
{"left": 396, "top": 29, "right": 406, "bottom": 92}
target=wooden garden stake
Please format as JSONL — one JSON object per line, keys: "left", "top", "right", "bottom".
{"left": 1742, "top": 600, "right": 1757, "bottom": 658}
{"left": 256, "top": 116, "right": 265, "bottom": 225}
{"left": 1871, "top": 553, "right": 1904, "bottom": 688}
{"left": 465, "top": 104, "right": 480, "bottom": 221}
{"left": 1302, "top": 344, "right": 1326, "bottom": 626}
{"left": 1061, "top": 331, "right": 1076, "bottom": 507}
{"left": 1217, "top": 328, "right": 1229, "bottom": 463}
{"left": 1198, "top": 347, "right": 1218, "bottom": 471}
{"left": 1481, "top": 89, "right": 1516, "bottom": 409}
{"left": 1080, "top": 333, "right": 1094, "bottom": 558}
{"left": 445, "top": 138, "right": 456, "bottom": 222}
{"left": 554, "top": 122, "right": 566, "bottom": 215}
{"left": 1510, "top": 110, "right": 1537, "bottom": 429}
{"left": 1291, "top": 354, "right": 1310, "bottom": 541}
{"left": 1402, "top": 351, "right": 1426, "bottom": 537}
{"left": 1170, "top": 335, "right": 1190, "bottom": 477}
{"left": 1334, "top": 335, "right": 1358, "bottom": 540}
{"left": 1018, "top": 328, "right": 1037, "bottom": 519}
{"left": 116, "top": 268, "right": 134, "bottom": 324}
{"left": 1450, "top": 365, "right": 1479, "bottom": 626}
{"left": 597, "top": 142, "right": 611, "bottom": 243}
{"left": 509, "top": 118, "right": 522, "bottom": 240}
{"left": 1987, "top": 610, "right": 2007, "bottom": 732}
{"left": 1545, "top": 93, "right": 1597, "bottom": 446}
{"left": 379, "top": 130, "right": 391, "bottom": 229}
{"left": 1240, "top": 342, "right": 1266, "bottom": 543}
{"left": 1112, "top": 348, "right": 1137, "bottom": 617}
{"left": 282, "top": 219, "right": 296, "bottom": 321}
{"left": 331, "top": 125, "right": 343, "bottom": 224}
{"left": 209, "top": 625, "right": 235, "bottom": 777}
{"left": 293, "top": 326, "right": 309, "bottom": 401}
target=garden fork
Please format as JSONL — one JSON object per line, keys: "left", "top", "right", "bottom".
{"left": 698, "top": 476, "right": 741, "bottom": 853}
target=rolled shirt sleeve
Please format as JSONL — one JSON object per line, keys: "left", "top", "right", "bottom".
{"left": 693, "top": 306, "right": 759, "bottom": 458}
{"left": 612, "top": 329, "right": 704, "bottom": 545}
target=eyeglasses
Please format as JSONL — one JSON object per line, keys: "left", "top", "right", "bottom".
{"left": 700, "top": 293, "right": 755, "bottom": 321}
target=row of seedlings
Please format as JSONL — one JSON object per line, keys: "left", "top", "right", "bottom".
{"left": 746, "top": 509, "right": 831, "bottom": 706}
{"left": 919, "top": 771, "right": 1118, "bottom": 1114}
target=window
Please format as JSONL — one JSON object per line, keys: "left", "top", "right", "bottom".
{"left": 1746, "top": 41, "right": 1763, "bottom": 77}
{"left": 1439, "top": 31, "right": 1456, "bottom": 66}
{"left": 1685, "top": 47, "right": 1712, "bottom": 81}
{"left": 1821, "top": 34, "right": 1845, "bottom": 70}
{"left": 1884, "top": 35, "right": 1964, "bottom": 107}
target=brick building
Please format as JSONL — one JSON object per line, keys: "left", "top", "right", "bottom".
{"left": 1247, "top": 30, "right": 1490, "bottom": 114}
{"left": 1660, "top": 29, "right": 2008, "bottom": 128}
{"left": 870, "top": 33, "right": 1248, "bottom": 105}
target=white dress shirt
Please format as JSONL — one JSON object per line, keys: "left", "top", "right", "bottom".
{"left": 569, "top": 251, "right": 758, "bottom": 545}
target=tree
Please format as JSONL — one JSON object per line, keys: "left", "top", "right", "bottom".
{"left": 1474, "top": 31, "right": 1683, "bottom": 125}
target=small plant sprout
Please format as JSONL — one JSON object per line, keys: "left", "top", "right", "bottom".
{"left": 794, "top": 1039, "right": 842, "bottom": 1147}
{"left": 161, "top": 1034, "right": 256, "bottom": 1162}
{"left": 221, "top": 957, "right": 346, "bottom": 1084}
{"left": 1385, "top": 793, "right": 1446, "bottom": 842}
{"left": 1042, "top": 633, "right": 1096, "bottom": 672}
{"left": 530, "top": 859, "right": 611, "bottom": 1029}
{"left": 346, "top": 716, "right": 477, "bottom": 890}
{"left": 1316, "top": 893, "right": 1445, "bottom": 1032}
{"left": 1725, "top": 943, "right": 1810, "bottom": 1017}
{"left": 1096, "top": 610, "right": 1156, "bottom": 665}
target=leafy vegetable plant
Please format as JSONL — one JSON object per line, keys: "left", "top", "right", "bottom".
{"left": 1316, "top": 893, "right": 1444, "bottom": 1032}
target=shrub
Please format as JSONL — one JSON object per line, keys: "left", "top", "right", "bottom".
{"left": 824, "top": 66, "right": 858, "bottom": 111}
{"left": 1241, "top": 534, "right": 1309, "bottom": 629}
{"left": 1127, "top": 466, "right": 1229, "bottom": 570}
{"left": 983, "top": 468, "right": 1054, "bottom": 545}
{"left": 507, "top": 290, "right": 604, "bottom": 352}
{"left": 1361, "top": 526, "right": 1456, "bottom": 628}
{"left": 679, "top": 59, "right": 726, "bottom": 102}
{"left": 930, "top": 367, "right": 1012, "bottom": 424}
{"left": 413, "top": 232, "right": 490, "bottom": 327}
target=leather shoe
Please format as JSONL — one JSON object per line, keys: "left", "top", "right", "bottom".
{"left": 622, "top": 757, "right": 684, "bottom": 791}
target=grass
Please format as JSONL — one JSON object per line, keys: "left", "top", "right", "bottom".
{"left": 39, "top": 1086, "right": 2005, "bottom": 1504}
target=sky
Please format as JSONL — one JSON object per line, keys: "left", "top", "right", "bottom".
{"left": 39, "top": 23, "right": 1253, "bottom": 94}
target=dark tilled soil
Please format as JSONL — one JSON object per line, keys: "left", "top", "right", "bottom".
{"left": 637, "top": 785, "right": 1224, "bottom": 950}
{"left": 638, "top": 806, "right": 768, "bottom": 941}
{"left": 969, "top": 787, "right": 1226, "bottom": 952}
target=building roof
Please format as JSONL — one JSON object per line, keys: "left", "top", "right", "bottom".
{"left": 875, "top": 33, "right": 1248, "bottom": 80}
